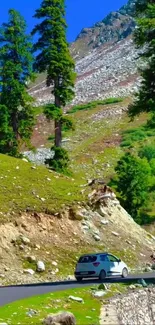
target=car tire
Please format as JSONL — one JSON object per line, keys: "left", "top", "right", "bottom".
{"left": 122, "top": 267, "right": 128, "bottom": 278}
{"left": 99, "top": 270, "right": 106, "bottom": 280}
{"left": 75, "top": 277, "right": 83, "bottom": 282}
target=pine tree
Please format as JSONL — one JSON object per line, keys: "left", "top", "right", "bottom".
{"left": 32, "top": 0, "right": 76, "bottom": 148}
{"left": 0, "top": 9, "right": 35, "bottom": 156}
{"left": 128, "top": 0, "right": 155, "bottom": 118}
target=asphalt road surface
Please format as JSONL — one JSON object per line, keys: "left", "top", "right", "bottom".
{"left": 0, "top": 272, "right": 155, "bottom": 307}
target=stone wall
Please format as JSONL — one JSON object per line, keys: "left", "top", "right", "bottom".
{"left": 101, "top": 288, "right": 155, "bottom": 325}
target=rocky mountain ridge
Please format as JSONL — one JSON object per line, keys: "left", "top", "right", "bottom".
{"left": 71, "top": 0, "right": 136, "bottom": 59}
{"left": 30, "top": 0, "right": 140, "bottom": 106}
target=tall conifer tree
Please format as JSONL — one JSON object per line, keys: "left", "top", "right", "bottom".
{"left": 0, "top": 9, "right": 35, "bottom": 156}
{"left": 32, "top": 0, "right": 76, "bottom": 148}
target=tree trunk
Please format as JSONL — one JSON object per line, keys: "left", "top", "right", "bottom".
{"left": 12, "top": 112, "right": 19, "bottom": 142}
{"left": 54, "top": 78, "right": 62, "bottom": 147}
{"left": 55, "top": 119, "right": 62, "bottom": 147}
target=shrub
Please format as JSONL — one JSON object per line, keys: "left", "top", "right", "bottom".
{"left": 139, "top": 145, "right": 155, "bottom": 162}
{"left": 111, "top": 152, "right": 152, "bottom": 222}
{"left": 68, "top": 97, "right": 123, "bottom": 114}
{"left": 45, "top": 146, "right": 70, "bottom": 174}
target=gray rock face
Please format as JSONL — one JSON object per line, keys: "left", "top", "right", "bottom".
{"left": 23, "top": 148, "right": 54, "bottom": 165}
{"left": 112, "top": 288, "right": 155, "bottom": 325}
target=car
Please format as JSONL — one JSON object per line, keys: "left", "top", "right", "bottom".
{"left": 74, "top": 252, "right": 129, "bottom": 281}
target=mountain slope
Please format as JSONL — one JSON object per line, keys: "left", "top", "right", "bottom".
{"left": 30, "top": 0, "right": 140, "bottom": 106}
{"left": 71, "top": 0, "right": 136, "bottom": 59}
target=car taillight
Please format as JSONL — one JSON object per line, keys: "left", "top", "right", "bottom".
{"left": 93, "top": 262, "right": 100, "bottom": 267}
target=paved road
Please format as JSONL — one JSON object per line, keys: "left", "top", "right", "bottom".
{"left": 0, "top": 272, "right": 155, "bottom": 307}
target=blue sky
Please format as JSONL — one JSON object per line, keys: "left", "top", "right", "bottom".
{"left": 0, "top": 0, "right": 127, "bottom": 42}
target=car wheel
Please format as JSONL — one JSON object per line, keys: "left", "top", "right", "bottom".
{"left": 75, "top": 277, "right": 83, "bottom": 282}
{"left": 99, "top": 270, "right": 106, "bottom": 280}
{"left": 122, "top": 267, "right": 128, "bottom": 278}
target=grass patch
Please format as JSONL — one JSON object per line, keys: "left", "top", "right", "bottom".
{"left": 0, "top": 287, "right": 101, "bottom": 325}
{"left": 121, "top": 125, "right": 155, "bottom": 148}
{"left": 68, "top": 98, "right": 123, "bottom": 114}
{"left": 0, "top": 154, "right": 84, "bottom": 217}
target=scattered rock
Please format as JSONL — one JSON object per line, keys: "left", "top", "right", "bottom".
{"left": 22, "top": 158, "right": 28, "bottom": 163}
{"left": 82, "top": 225, "right": 90, "bottom": 231}
{"left": 101, "top": 220, "right": 109, "bottom": 225}
{"left": 52, "top": 261, "right": 58, "bottom": 267}
{"left": 69, "top": 296, "right": 84, "bottom": 303}
{"left": 24, "top": 269, "right": 35, "bottom": 275}
{"left": 93, "top": 234, "right": 101, "bottom": 241}
{"left": 98, "top": 206, "right": 108, "bottom": 217}
{"left": 35, "top": 244, "right": 41, "bottom": 250}
{"left": 37, "top": 261, "right": 45, "bottom": 272}
{"left": 20, "top": 235, "right": 30, "bottom": 245}
{"left": 40, "top": 197, "right": 46, "bottom": 202}
{"left": 19, "top": 244, "right": 25, "bottom": 250}
{"left": 112, "top": 231, "right": 119, "bottom": 237}
{"left": 92, "top": 290, "right": 106, "bottom": 298}
{"left": 26, "top": 309, "right": 37, "bottom": 317}
{"left": 31, "top": 166, "right": 36, "bottom": 169}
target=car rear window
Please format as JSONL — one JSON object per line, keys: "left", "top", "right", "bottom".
{"left": 100, "top": 255, "right": 108, "bottom": 261}
{"left": 78, "top": 255, "right": 97, "bottom": 263}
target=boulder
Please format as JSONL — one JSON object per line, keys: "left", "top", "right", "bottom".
{"left": 69, "top": 295, "right": 84, "bottom": 303}
{"left": 37, "top": 261, "right": 45, "bottom": 272}
{"left": 43, "top": 311, "right": 76, "bottom": 325}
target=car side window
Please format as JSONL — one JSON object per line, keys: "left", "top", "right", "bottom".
{"left": 100, "top": 255, "right": 108, "bottom": 261}
{"left": 108, "top": 255, "right": 119, "bottom": 262}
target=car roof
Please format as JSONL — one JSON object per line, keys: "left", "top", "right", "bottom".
{"left": 80, "top": 252, "right": 108, "bottom": 257}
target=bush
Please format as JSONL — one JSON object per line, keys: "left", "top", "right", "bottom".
{"left": 111, "top": 152, "right": 152, "bottom": 222}
{"left": 45, "top": 146, "right": 70, "bottom": 174}
{"left": 139, "top": 145, "right": 155, "bottom": 162}
{"left": 121, "top": 127, "right": 147, "bottom": 148}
